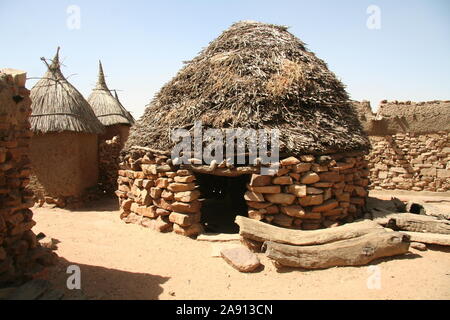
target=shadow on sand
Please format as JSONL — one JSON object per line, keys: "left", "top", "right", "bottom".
{"left": 46, "top": 257, "right": 169, "bottom": 300}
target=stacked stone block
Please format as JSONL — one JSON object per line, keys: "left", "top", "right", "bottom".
{"left": 244, "top": 153, "right": 369, "bottom": 230}
{"left": 367, "top": 133, "right": 450, "bottom": 192}
{"left": 0, "top": 69, "right": 56, "bottom": 286}
{"left": 117, "top": 148, "right": 369, "bottom": 236}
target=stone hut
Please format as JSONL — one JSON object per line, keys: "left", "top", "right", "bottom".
{"left": 29, "top": 48, "right": 105, "bottom": 206}
{"left": 116, "top": 21, "right": 370, "bottom": 237}
{"left": 87, "top": 62, "right": 135, "bottom": 146}
{"left": 356, "top": 100, "right": 450, "bottom": 192}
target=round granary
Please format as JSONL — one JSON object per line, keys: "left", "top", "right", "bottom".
{"left": 118, "top": 21, "right": 371, "bottom": 236}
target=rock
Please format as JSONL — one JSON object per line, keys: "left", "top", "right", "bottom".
{"left": 39, "top": 236, "right": 57, "bottom": 250}
{"left": 167, "top": 182, "right": 196, "bottom": 192}
{"left": 170, "top": 201, "right": 201, "bottom": 213}
{"left": 280, "top": 205, "right": 306, "bottom": 218}
{"left": 174, "top": 190, "right": 201, "bottom": 202}
{"left": 173, "top": 223, "right": 203, "bottom": 237}
{"left": 410, "top": 242, "right": 427, "bottom": 251}
{"left": 248, "top": 185, "right": 281, "bottom": 194}
{"left": 249, "top": 174, "right": 272, "bottom": 187}
{"left": 220, "top": 246, "right": 261, "bottom": 272}
{"left": 300, "top": 172, "right": 320, "bottom": 184}
{"left": 312, "top": 200, "right": 339, "bottom": 213}
{"left": 169, "top": 212, "right": 200, "bottom": 227}
{"left": 294, "top": 163, "right": 312, "bottom": 173}
{"left": 247, "top": 201, "right": 272, "bottom": 209}
{"left": 174, "top": 175, "right": 196, "bottom": 183}
{"left": 280, "top": 156, "right": 300, "bottom": 166}
{"left": 197, "top": 233, "right": 241, "bottom": 242}
{"left": 300, "top": 155, "right": 315, "bottom": 162}
{"left": 306, "top": 187, "right": 323, "bottom": 195}
{"left": 299, "top": 195, "right": 323, "bottom": 206}
{"left": 287, "top": 184, "right": 307, "bottom": 197}
{"left": 272, "top": 214, "right": 293, "bottom": 227}
{"left": 272, "top": 176, "right": 293, "bottom": 185}
{"left": 264, "top": 193, "right": 296, "bottom": 205}
{"left": 244, "top": 191, "right": 265, "bottom": 202}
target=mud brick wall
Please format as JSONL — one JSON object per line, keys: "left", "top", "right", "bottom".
{"left": 367, "top": 132, "right": 450, "bottom": 192}
{"left": 116, "top": 149, "right": 369, "bottom": 236}
{"left": 0, "top": 69, "right": 56, "bottom": 285}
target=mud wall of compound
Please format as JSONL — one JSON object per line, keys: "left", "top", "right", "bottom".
{"left": 116, "top": 149, "right": 369, "bottom": 236}
{"left": 29, "top": 132, "right": 99, "bottom": 200}
{"left": 0, "top": 69, "right": 56, "bottom": 285}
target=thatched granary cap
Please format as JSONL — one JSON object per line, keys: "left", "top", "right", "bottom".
{"left": 87, "top": 61, "right": 135, "bottom": 127}
{"left": 126, "top": 21, "right": 369, "bottom": 155}
{"left": 30, "top": 48, "right": 104, "bottom": 134}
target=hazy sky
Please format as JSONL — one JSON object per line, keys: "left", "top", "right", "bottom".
{"left": 1, "top": 0, "right": 449, "bottom": 119}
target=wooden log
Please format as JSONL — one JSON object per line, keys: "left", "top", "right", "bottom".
{"left": 400, "top": 231, "right": 450, "bottom": 246}
{"left": 235, "top": 216, "right": 383, "bottom": 246}
{"left": 387, "top": 216, "right": 450, "bottom": 235}
{"left": 264, "top": 231, "right": 410, "bottom": 269}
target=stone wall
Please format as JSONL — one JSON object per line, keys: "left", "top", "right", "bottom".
{"left": 116, "top": 148, "right": 369, "bottom": 236}
{"left": 0, "top": 69, "right": 56, "bottom": 286}
{"left": 98, "top": 135, "right": 122, "bottom": 194}
{"left": 353, "top": 100, "right": 450, "bottom": 192}
{"left": 367, "top": 132, "right": 450, "bottom": 192}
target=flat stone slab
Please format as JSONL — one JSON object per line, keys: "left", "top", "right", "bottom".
{"left": 210, "top": 243, "right": 241, "bottom": 257}
{"left": 197, "top": 233, "right": 241, "bottom": 242}
{"left": 220, "top": 246, "right": 261, "bottom": 272}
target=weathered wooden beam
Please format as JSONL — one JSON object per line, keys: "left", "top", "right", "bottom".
{"left": 264, "top": 231, "right": 410, "bottom": 269}
{"left": 387, "top": 216, "right": 450, "bottom": 234}
{"left": 235, "top": 216, "right": 384, "bottom": 246}
{"left": 400, "top": 231, "right": 450, "bottom": 246}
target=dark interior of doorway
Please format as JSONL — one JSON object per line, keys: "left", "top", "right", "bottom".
{"left": 195, "top": 173, "right": 250, "bottom": 234}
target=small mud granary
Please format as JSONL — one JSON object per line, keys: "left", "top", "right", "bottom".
{"left": 116, "top": 21, "right": 370, "bottom": 236}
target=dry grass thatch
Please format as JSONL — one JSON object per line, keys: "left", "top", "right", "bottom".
{"left": 30, "top": 48, "right": 104, "bottom": 134}
{"left": 126, "top": 21, "right": 369, "bottom": 155}
{"left": 87, "top": 62, "right": 135, "bottom": 127}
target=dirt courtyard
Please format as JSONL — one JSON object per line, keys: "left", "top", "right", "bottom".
{"left": 31, "top": 192, "right": 450, "bottom": 300}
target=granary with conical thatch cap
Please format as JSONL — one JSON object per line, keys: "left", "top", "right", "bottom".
{"left": 87, "top": 61, "right": 135, "bottom": 146}
{"left": 116, "top": 21, "right": 371, "bottom": 237}
{"left": 29, "top": 48, "right": 104, "bottom": 206}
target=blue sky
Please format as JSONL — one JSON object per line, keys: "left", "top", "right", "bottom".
{"left": 1, "top": 0, "right": 449, "bottom": 118}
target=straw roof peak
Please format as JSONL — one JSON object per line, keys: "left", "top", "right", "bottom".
{"left": 94, "top": 60, "right": 109, "bottom": 91}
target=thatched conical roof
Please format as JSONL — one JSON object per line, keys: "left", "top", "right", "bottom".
{"left": 126, "top": 21, "right": 369, "bottom": 155}
{"left": 30, "top": 48, "right": 104, "bottom": 134}
{"left": 87, "top": 61, "right": 134, "bottom": 127}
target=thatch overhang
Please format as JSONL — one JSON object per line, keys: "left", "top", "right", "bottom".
{"left": 126, "top": 21, "right": 369, "bottom": 156}
{"left": 30, "top": 48, "right": 104, "bottom": 134}
{"left": 87, "top": 62, "right": 135, "bottom": 127}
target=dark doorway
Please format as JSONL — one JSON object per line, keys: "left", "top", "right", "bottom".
{"left": 195, "top": 173, "right": 250, "bottom": 234}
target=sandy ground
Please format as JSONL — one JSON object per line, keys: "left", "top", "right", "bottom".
{"left": 31, "top": 191, "right": 450, "bottom": 300}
